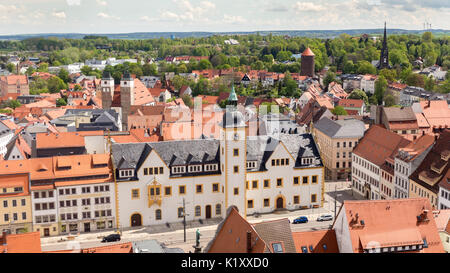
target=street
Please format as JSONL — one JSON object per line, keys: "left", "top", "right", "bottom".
{"left": 41, "top": 181, "right": 356, "bottom": 253}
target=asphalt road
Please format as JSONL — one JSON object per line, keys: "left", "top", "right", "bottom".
{"left": 41, "top": 181, "right": 355, "bottom": 253}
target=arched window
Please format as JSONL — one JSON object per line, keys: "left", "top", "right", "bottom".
{"left": 195, "top": 206, "right": 201, "bottom": 217}
{"left": 155, "top": 209, "right": 162, "bottom": 220}
{"left": 215, "top": 204, "right": 221, "bottom": 215}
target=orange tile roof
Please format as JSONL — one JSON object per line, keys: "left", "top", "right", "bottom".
{"left": 0, "top": 173, "right": 30, "bottom": 196}
{"left": 206, "top": 207, "right": 267, "bottom": 253}
{"left": 353, "top": 125, "right": 411, "bottom": 166}
{"left": 302, "top": 47, "right": 315, "bottom": 56}
{"left": 419, "top": 101, "right": 450, "bottom": 129}
{"left": 1, "top": 75, "right": 28, "bottom": 85}
{"left": 292, "top": 230, "right": 339, "bottom": 253}
{"left": 415, "top": 113, "right": 430, "bottom": 128}
{"left": 0, "top": 154, "right": 111, "bottom": 184}
{"left": 81, "top": 242, "right": 133, "bottom": 253}
{"left": 338, "top": 99, "right": 364, "bottom": 108}
{"left": 35, "top": 132, "right": 85, "bottom": 149}
{"left": 24, "top": 99, "right": 55, "bottom": 108}
{"left": 433, "top": 210, "right": 450, "bottom": 231}
{"left": 338, "top": 198, "right": 444, "bottom": 253}
{"left": 0, "top": 232, "right": 42, "bottom": 253}
{"left": 397, "top": 134, "right": 435, "bottom": 162}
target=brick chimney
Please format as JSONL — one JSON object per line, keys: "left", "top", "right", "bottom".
{"left": 246, "top": 231, "right": 252, "bottom": 253}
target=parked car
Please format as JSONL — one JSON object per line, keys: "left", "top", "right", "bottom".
{"left": 101, "top": 233, "right": 121, "bottom": 243}
{"left": 317, "top": 214, "right": 333, "bottom": 222}
{"left": 292, "top": 216, "right": 308, "bottom": 224}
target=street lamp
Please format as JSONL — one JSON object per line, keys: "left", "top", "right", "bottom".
{"left": 334, "top": 185, "right": 343, "bottom": 219}
{"left": 179, "top": 198, "right": 190, "bottom": 243}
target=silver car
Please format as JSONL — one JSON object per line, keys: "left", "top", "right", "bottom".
{"left": 317, "top": 214, "right": 333, "bottom": 221}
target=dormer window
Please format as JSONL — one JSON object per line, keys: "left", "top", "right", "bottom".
{"left": 302, "top": 157, "right": 313, "bottom": 165}
{"left": 188, "top": 165, "right": 202, "bottom": 173}
{"left": 246, "top": 161, "right": 257, "bottom": 169}
{"left": 172, "top": 166, "right": 186, "bottom": 174}
{"left": 204, "top": 164, "right": 218, "bottom": 172}
{"left": 120, "top": 169, "right": 134, "bottom": 178}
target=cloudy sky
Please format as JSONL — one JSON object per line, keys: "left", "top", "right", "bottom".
{"left": 0, "top": 0, "right": 449, "bottom": 35}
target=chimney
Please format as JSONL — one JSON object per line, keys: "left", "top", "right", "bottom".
{"left": 246, "top": 231, "right": 252, "bottom": 253}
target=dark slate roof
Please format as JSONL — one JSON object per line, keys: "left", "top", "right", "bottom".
{"left": 314, "top": 117, "right": 365, "bottom": 139}
{"left": 246, "top": 134, "right": 323, "bottom": 172}
{"left": 111, "top": 139, "right": 221, "bottom": 179}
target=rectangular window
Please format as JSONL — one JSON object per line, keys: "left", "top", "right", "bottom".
{"left": 196, "top": 185, "right": 203, "bottom": 194}
{"left": 264, "top": 198, "right": 270, "bottom": 207}
{"left": 293, "top": 177, "right": 299, "bottom": 185}
{"left": 179, "top": 185, "right": 186, "bottom": 195}
{"left": 312, "top": 175, "right": 318, "bottom": 184}
{"left": 302, "top": 176, "right": 309, "bottom": 184}
{"left": 247, "top": 200, "right": 254, "bottom": 209}
{"left": 233, "top": 149, "right": 239, "bottom": 156}
{"left": 252, "top": 180, "right": 258, "bottom": 189}
{"left": 294, "top": 196, "right": 300, "bottom": 204}
{"left": 277, "top": 178, "right": 283, "bottom": 187}
{"left": 21, "top": 199, "right": 25, "bottom": 206}
{"left": 234, "top": 187, "right": 239, "bottom": 195}
{"left": 264, "top": 180, "right": 270, "bottom": 188}
{"left": 233, "top": 166, "right": 239, "bottom": 173}
{"left": 164, "top": 187, "right": 171, "bottom": 196}
{"left": 159, "top": 167, "right": 164, "bottom": 174}
{"left": 212, "top": 183, "right": 219, "bottom": 193}
{"left": 311, "top": 194, "right": 317, "bottom": 203}
{"left": 131, "top": 189, "right": 140, "bottom": 199}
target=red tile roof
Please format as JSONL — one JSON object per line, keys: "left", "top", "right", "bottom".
{"left": 353, "top": 125, "right": 411, "bottom": 166}
{"left": 338, "top": 99, "right": 364, "bottom": 108}
{"left": 0, "top": 232, "right": 42, "bottom": 253}
{"left": 292, "top": 230, "right": 339, "bottom": 253}
{"left": 302, "top": 47, "right": 315, "bottom": 56}
{"left": 35, "top": 132, "right": 85, "bottom": 149}
{"left": 337, "top": 198, "right": 444, "bottom": 253}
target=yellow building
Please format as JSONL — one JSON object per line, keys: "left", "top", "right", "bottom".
{"left": 0, "top": 173, "right": 33, "bottom": 234}
{"left": 312, "top": 117, "right": 365, "bottom": 181}
{"left": 409, "top": 131, "right": 449, "bottom": 209}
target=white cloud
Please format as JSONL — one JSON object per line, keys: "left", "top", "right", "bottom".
{"left": 96, "top": 0, "right": 107, "bottom": 6}
{"left": 0, "top": 4, "right": 18, "bottom": 13}
{"left": 201, "top": 1, "right": 216, "bottom": 9}
{"left": 223, "top": 14, "right": 246, "bottom": 24}
{"left": 66, "top": 0, "right": 81, "bottom": 6}
{"left": 158, "top": 0, "right": 216, "bottom": 22}
{"left": 52, "top": 11, "right": 67, "bottom": 19}
{"left": 293, "top": 2, "right": 326, "bottom": 12}
{"left": 97, "top": 12, "right": 120, "bottom": 20}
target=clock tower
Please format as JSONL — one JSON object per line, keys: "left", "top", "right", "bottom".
{"left": 219, "top": 85, "right": 247, "bottom": 216}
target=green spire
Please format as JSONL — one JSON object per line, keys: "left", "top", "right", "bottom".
{"left": 228, "top": 84, "right": 238, "bottom": 103}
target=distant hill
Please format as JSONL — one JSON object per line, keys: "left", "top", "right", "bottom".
{"left": 0, "top": 29, "right": 448, "bottom": 40}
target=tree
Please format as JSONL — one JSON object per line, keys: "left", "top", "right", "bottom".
{"left": 369, "top": 95, "right": 378, "bottom": 105}
{"left": 374, "top": 75, "right": 388, "bottom": 105}
{"left": 331, "top": 106, "right": 348, "bottom": 116}
{"left": 143, "top": 63, "right": 158, "bottom": 76}
{"left": 379, "top": 68, "right": 397, "bottom": 82}
{"left": 348, "top": 89, "right": 369, "bottom": 106}
{"left": 58, "top": 68, "right": 70, "bottom": 83}
{"left": 181, "top": 94, "right": 193, "bottom": 108}
{"left": 37, "top": 63, "right": 49, "bottom": 72}
{"left": 405, "top": 73, "right": 425, "bottom": 88}
{"left": 356, "top": 60, "right": 377, "bottom": 75}
{"left": 384, "top": 94, "right": 396, "bottom": 107}
{"left": 6, "top": 63, "right": 15, "bottom": 73}
{"left": 424, "top": 76, "right": 435, "bottom": 92}
{"left": 8, "top": 100, "right": 21, "bottom": 109}
{"left": 323, "top": 72, "right": 336, "bottom": 91}
{"left": 47, "top": 76, "right": 67, "bottom": 93}
{"left": 81, "top": 66, "right": 92, "bottom": 76}
{"left": 56, "top": 98, "right": 67, "bottom": 107}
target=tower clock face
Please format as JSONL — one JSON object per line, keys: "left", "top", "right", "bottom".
{"left": 233, "top": 133, "right": 239, "bottom": 141}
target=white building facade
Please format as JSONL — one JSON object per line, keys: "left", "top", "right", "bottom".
{"left": 112, "top": 110, "right": 324, "bottom": 229}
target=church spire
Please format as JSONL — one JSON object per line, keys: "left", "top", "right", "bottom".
{"left": 378, "top": 22, "right": 390, "bottom": 69}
